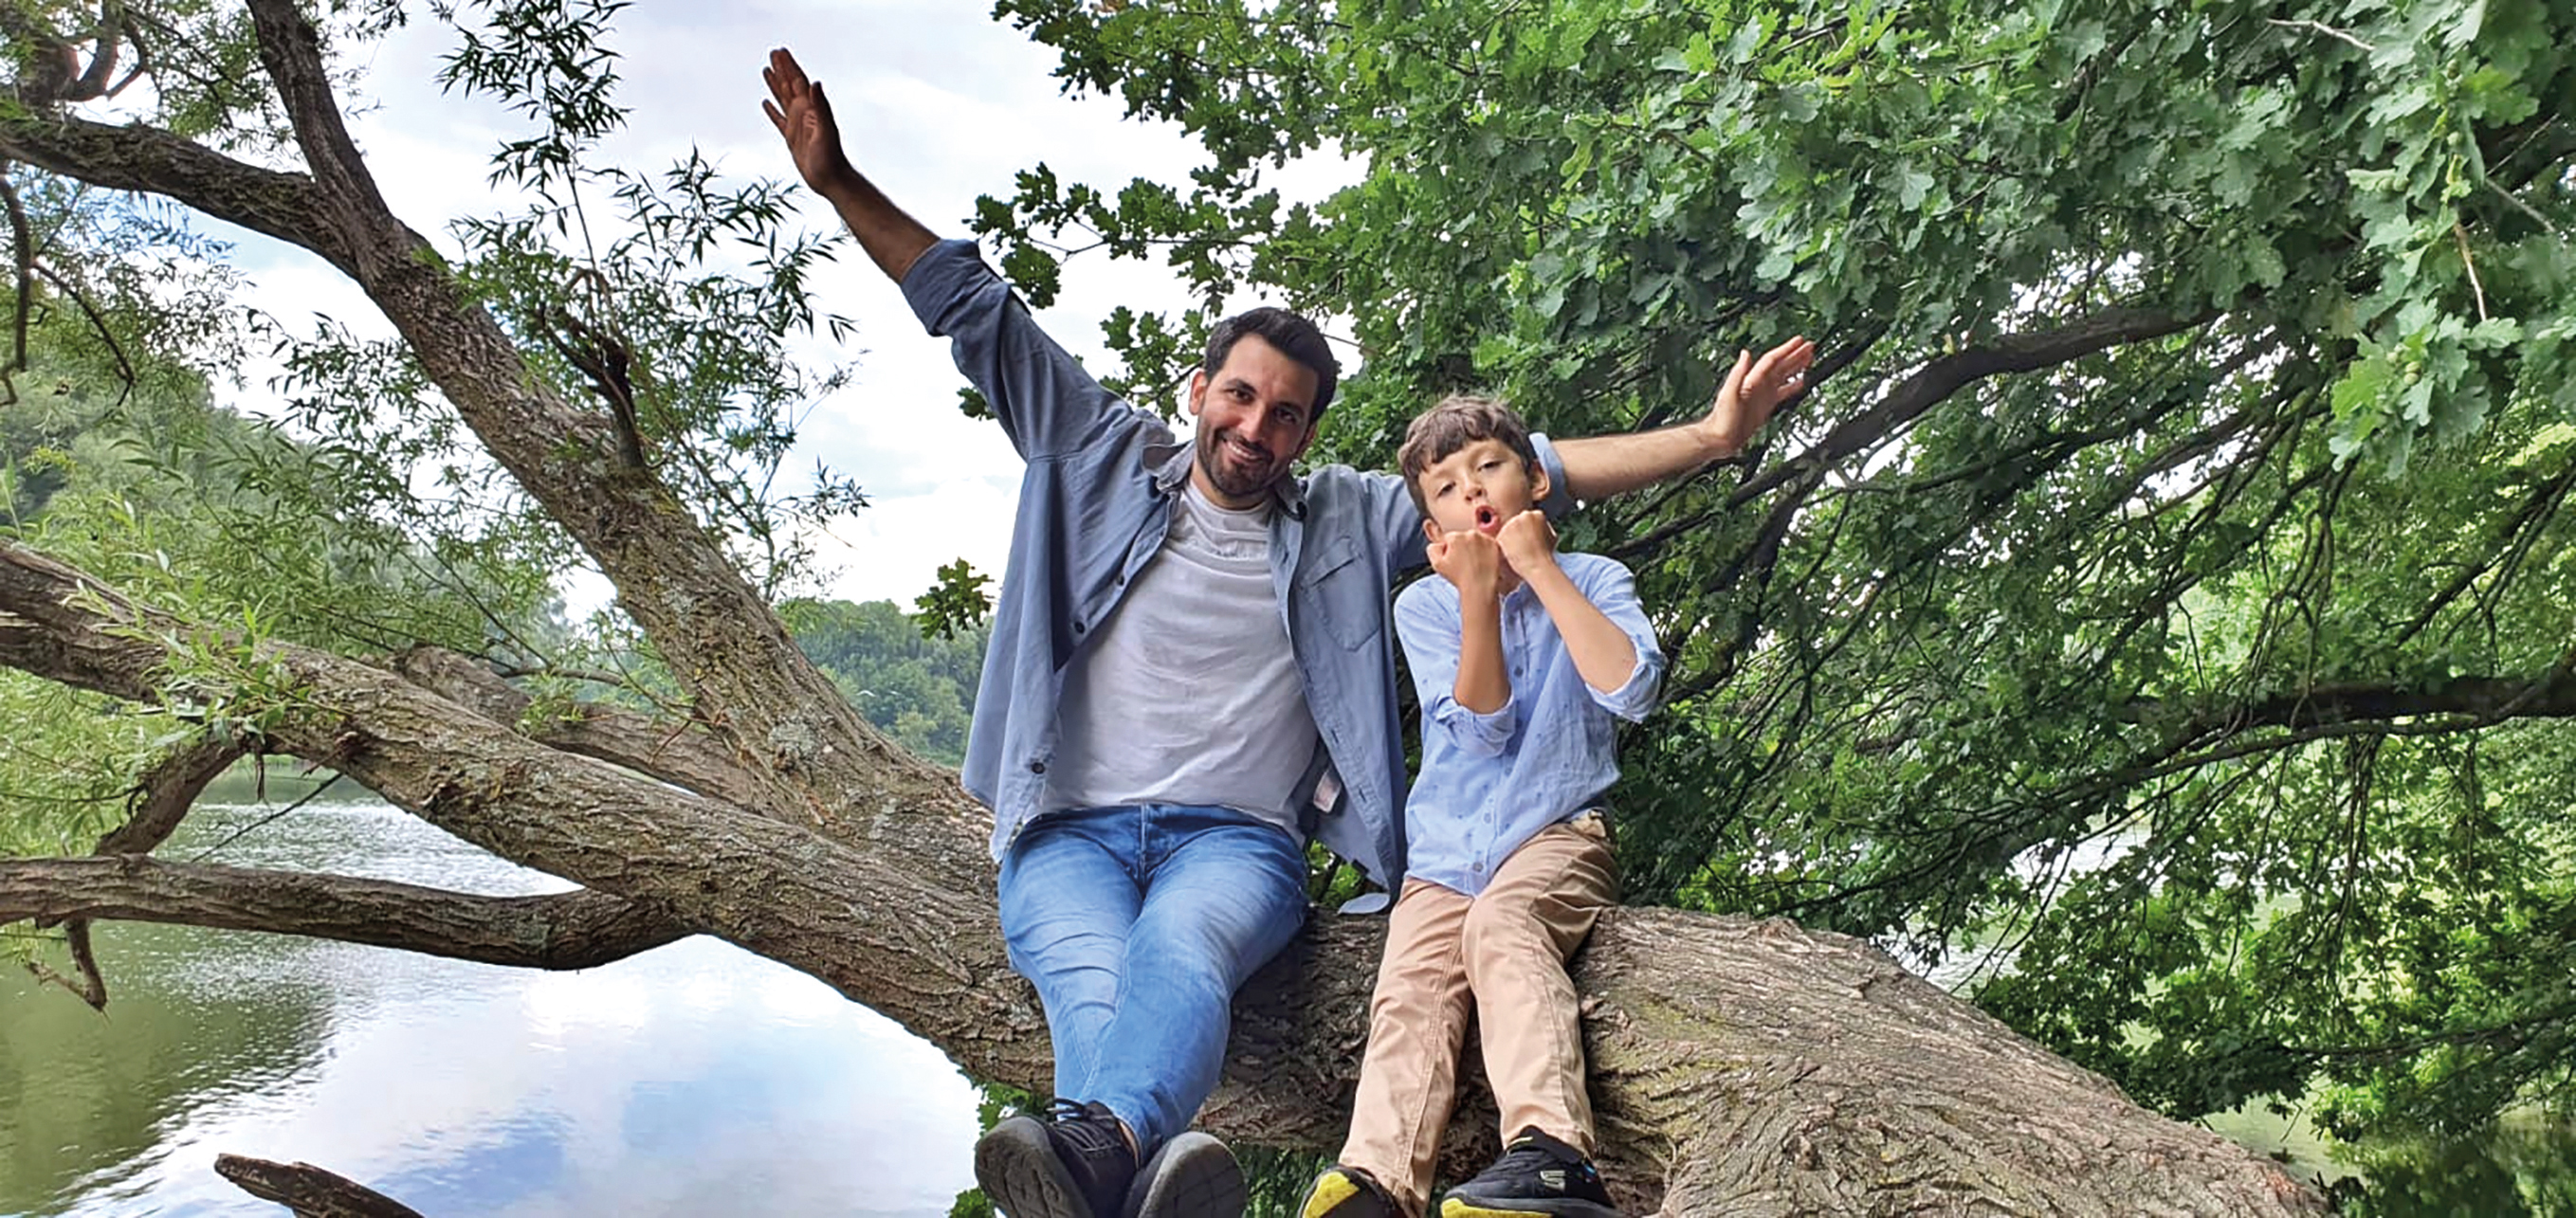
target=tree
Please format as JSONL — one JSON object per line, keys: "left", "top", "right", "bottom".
{"left": 976, "top": 0, "right": 2576, "bottom": 1147}
{"left": 1, "top": 0, "right": 2537, "bottom": 1211}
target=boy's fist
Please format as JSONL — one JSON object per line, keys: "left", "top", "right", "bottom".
{"left": 1429, "top": 530, "right": 1504, "bottom": 596}
{"left": 1496, "top": 509, "right": 1559, "bottom": 575}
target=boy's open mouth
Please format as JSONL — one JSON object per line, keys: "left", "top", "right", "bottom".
{"left": 1474, "top": 505, "right": 1498, "bottom": 531}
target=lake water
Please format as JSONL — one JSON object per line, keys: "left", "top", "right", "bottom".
{"left": 1, "top": 785, "right": 982, "bottom": 1217}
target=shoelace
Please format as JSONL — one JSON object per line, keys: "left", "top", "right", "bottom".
{"left": 1491, "top": 1137, "right": 1587, "bottom": 1181}
{"left": 1490, "top": 1144, "right": 1558, "bottom": 1174}
{"left": 1044, "top": 1098, "right": 1129, "bottom": 1161}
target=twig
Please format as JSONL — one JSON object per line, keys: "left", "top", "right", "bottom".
{"left": 187, "top": 773, "right": 344, "bottom": 862}
{"left": 34, "top": 263, "right": 136, "bottom": 405}
{"left": 26, "top": 920, "right": 106, "bottom": 1009}
{"left": 2266, "top": 18, "right": 2375, "bottom": 52}
{"left": 2455, "top": 224, "right": 2489, "bottom": 321}
{"left": 2488, "top": 180, "right": 2564, "bottom": 240}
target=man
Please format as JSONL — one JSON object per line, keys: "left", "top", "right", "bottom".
{"left": 761, "top": 47, "right": 1813, "bottom": 1218}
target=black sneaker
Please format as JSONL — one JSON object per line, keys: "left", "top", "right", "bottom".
{"left": 1437, "top": 1127, "right": 1619, "bottom": 1218}
{"left": 1299, "top": 1164, "right": 1400, "bottom": 1218}
{"left": 1122, "top": 1131, "right": 1246, "bottom": 1218}
{"left": 976, "top": 1099, "right": 1138, "bottom": 1218}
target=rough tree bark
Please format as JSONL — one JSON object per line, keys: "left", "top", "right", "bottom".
{"left": 0, "top": 4, "right": 2329, "bottom": 1215}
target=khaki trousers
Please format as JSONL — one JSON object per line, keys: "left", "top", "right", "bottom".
{"left": 1338, "top": 815, "right": 1617, "bottom": 1216}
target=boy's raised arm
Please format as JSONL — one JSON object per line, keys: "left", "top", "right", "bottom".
{"left": 1549, "top": 336, "right": 1817, "bottom": 500}
{"left": 1496, "top": 512, "right": 1655, "bottom": 708}
{"left": 762, "top": 48, "right": 936, "bottom": 284}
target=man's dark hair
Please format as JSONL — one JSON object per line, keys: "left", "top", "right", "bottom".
{"left": 1204, "top": 307, "right": 1340, "bottom": 419}
{"left": 1395, "top": 394, "right": 1539, "bottom": 518}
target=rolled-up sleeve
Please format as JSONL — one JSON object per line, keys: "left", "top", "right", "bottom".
{"left": 1528, "top": 433, "right": 1576, "bottom": 518}
{"left": 1577, "top": 557, "right": 1664, "bottom": 722}
{"left": 1396, "top": 581, "right": 1517, "bottom": 756}
{"left": 899, "top": 238, "right": 1126, "bottom": 461}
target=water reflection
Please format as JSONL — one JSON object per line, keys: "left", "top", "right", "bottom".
{"left": 2, "top": 789, "right": 979, "bottom": 1216}
{"left": 2323, "top": 1121, "right": 2576, "bottom": 1218}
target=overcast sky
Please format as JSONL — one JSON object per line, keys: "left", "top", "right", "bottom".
{"left": 208, "top": 0, "right": 1336, "bottom": 610}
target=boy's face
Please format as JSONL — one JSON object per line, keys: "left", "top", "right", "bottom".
{"left": 1186, "top": 334, "right": 1321, "bottom": 508}
{"left": 1416, "top": 437, "right": 1549, "bottom": 542}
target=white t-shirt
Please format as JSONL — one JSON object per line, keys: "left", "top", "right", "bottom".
{"left": 1042, "top": 481, "right": 1318, "bottom": 834}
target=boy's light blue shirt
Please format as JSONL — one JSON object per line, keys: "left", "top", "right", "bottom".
{"left": 1394, "top": 553, "right": 1664, "bottom": 897}
{"left": 899, "top": 238, "right": 1573, "bottom": 888}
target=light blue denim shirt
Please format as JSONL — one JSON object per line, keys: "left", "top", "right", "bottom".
{"left": 900, "top": 239, "right": 1571, "bottom": 887}
{"left": 1393, "top": 552, "right": 1664, "bottom": 897}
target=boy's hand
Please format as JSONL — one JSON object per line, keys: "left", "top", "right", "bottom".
{"left": 1429, "top": 530, "right": 1504, "bottom": 598}
{"left": 1699, "top": 336, "right": 1816, "bottom": 457}
{"left": 762, "top": 48, "right": 861, "bottom": 197}
{"left": 1496, "top": 509, "right": 1560, "bottom": 576}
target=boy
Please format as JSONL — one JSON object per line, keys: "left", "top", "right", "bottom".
{"left": 1300, "top": 396, "right": 1664, "bottom": 1218}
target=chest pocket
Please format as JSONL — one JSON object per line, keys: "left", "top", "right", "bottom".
{"left": 1298, "top": 535, "right": 1384, "bottom": 651}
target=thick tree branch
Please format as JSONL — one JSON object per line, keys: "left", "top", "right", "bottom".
{"left": 0, "top": 543, "right": 165, "bottom": 700}
{"left": 99, "top": 733, "right": 245, "bottom": 855}
{"left": 0, "top": 112, "right": 354, "bottom": 274}
{"left": 2130, "top": 672, "right": 2576, "bottom": 737}
{"left": 221, "top": 1, "right": 918, "bottom": 826}
{"left": 241, "top": 0, "right": 394, "bottom": 267}
{"left": 390, "top": 645, "right": 768, "bottom": 812}
{"left": 0, "top": 534, "right": 2320, "bottom": 1212}
{"left": 0, "top": 537, "right": 1019, "bottom": 1064}
{"left": 8, "top": 6, "right": 906, "bottom": 831}
{"left": 37, "top": 732, "right": 248, "bottom": 1010}
{"left": 3, "top": 855, "right": 687, "bottom": 971}
{"left": 1733, "top": 304, "right": 2223, "bottom": 505}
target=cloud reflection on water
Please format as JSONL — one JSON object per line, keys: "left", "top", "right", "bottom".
{"left": 3, "top": 798, "right": 980, "bottom": 1217}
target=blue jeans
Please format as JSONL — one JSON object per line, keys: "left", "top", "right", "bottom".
{"left": 997, "top": 803, "right": 1310, "bottom": 1152}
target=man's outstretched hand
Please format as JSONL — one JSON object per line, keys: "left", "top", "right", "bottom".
{"left": 762, "top": 48, "right": 859, "bottom": 198}
{"left": 758, "top": 48, "right": 937, "bottom": 284}
{"left": 1701, "top": 336, "right": 1816, "bottom": 458}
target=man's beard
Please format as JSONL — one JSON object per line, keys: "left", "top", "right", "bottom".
{"left": 1197, "top": 430, "right": 1283, "bottom": 501}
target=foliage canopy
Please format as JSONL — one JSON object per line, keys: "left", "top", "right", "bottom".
{"left": 972, "top": 0, "right": 2576, "bottom": 1139}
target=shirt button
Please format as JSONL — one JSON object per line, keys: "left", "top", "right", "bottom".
{"left": 1072, "top": 621, "right": 1085, "bottom": 635}
{"left": 1030, "top": 761, "right": 1047, "bottom": 775}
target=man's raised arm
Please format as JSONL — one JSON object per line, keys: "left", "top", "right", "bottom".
{"left": 762, "top": 47, "right": 936, "bottom": 284}
{"left": 762, "top": 47, "right": 1131, "bottom": 463}
{"left": 1550, "top": 336, "right": 1817, "bottom": 500}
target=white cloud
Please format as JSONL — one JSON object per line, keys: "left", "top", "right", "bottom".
{"left": 801, "top": 469, "right": 1020, "bottom": 607}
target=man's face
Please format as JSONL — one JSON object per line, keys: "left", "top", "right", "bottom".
{"left": 1188, "top": 335, "right": 1321, "bottom": 508}
{"left": 1416, "top": 437, "right": 1546, "bottom": 541}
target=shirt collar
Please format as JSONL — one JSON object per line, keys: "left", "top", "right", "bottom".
{"left": 1152, "top": 445, "right": 1308, "bottom": 518}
